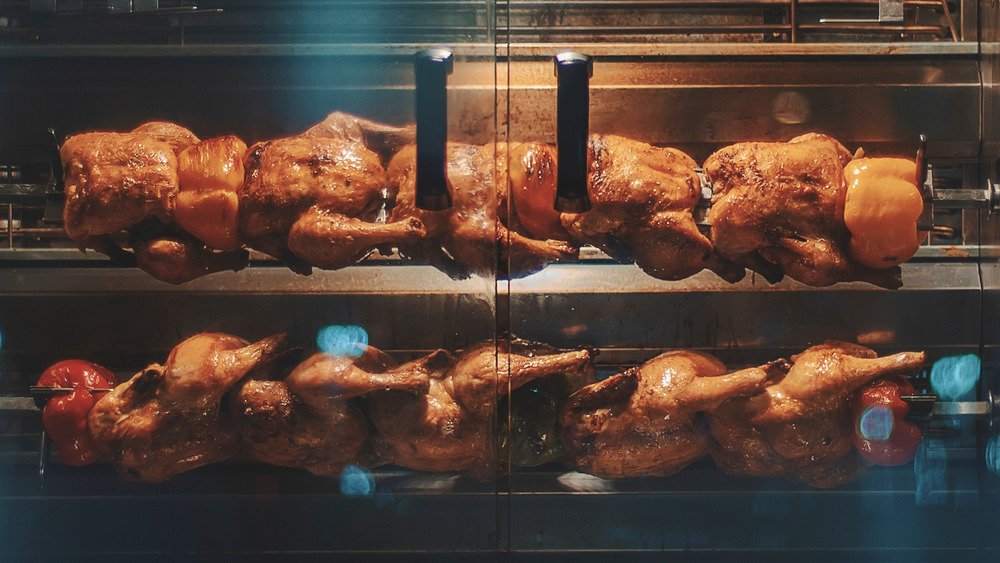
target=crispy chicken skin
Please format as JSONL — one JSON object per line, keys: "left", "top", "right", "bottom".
{"left": 561, "top": 135, "right": 744, "bottom": 282}
{"left": 560, "top": 350, "right": 772, "bottom": 479}
{"left": 240, "top": 135, "right": 425, "bottom": 274}
{"left": 87, "top": 333, "right": 289, "bottom": 482}
{"left": 232, "top": 347, "right": 427, "bottom": 477}
{"left": 388, "top": 143, "right": 578, "bottom": 279}
{"left": 368, "top": 338, "right": 594, "bottom": 480}
{"left": 61, "top": 131, "right": 180, "bottom": 242}
{"left": 703, "top": 133, "right": 902, "bottom": 288}
{"left": 61, "top": 122, "right": 249, "bottom": 283}
{"left": 706, "top": 341, "right": 925, "bottom": 488}
{"left": 131, "top": 121, "right": 201, "bottom": 155}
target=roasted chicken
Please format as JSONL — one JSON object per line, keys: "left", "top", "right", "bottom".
{"left": 302, "top": 111, "right": 416, "bottom": 166}
{"left": 706, "top": 341, "right": 925, "bottom": 488}
{"left": 232, "top": 347, "right": 428, "bottom": 477}
{"left": 87, "top": 332, "right": 289, "bottom": 482}
{"left": 560, "top": 350, "right": 774, "bottom": 479}
{"left": 61, "top": 123, "right": 250, "bottom": 284}
{"left": 388, "top": 142, "right": 578, "bottom": 279}
{"left": 239, "top": 133, "right": 425, "bottom": 275}
{"left": 368, "top": 337, "right": 594, "bottom": 479}
{"left": 703, "top": 133, "right": 902, "bottom": 288}
{"left": 560, "top": 135, "right": 745, "bottom": 282}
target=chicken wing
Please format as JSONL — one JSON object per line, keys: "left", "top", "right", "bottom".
{"left": 87, "top": 332, "right": 289, "bottom": 482}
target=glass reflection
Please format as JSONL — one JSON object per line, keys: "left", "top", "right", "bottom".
{"left": 986, "top": 435, "right": 1000, "bottom": 475}
{"left": 316, "top": 324, "right": 368, "bottom": 358}
{"left": 929, "top": 354, "right": 980, "bottom": 401}
{"left": 339, "top": 464, "right": 375, "bottom": 497}
{"left": 859, "top": 405, "right": 894, "bottom": 440}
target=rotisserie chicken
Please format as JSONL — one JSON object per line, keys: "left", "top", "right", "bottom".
{"left": 367, "top": 337, "right": 594, "bottom": 479}
{"left": 61, "top": 123, "right": 250, "bottom": 284}
{"left": 302, "top": 111, "right": 416, "bottom": 166}
{"left": 706, "top": 341, "right": 925, "bottom": 488}
{"left": 87, "top": 332, "right": 289, "bottom": 482}
{"left": 232, "top": 347, "right": 428, "bottom": 477}
{"left": 388, "top": 142, "right": 578, "bottom": 279}
{"left": 560, "top": 135, "right": 745, "bottom": 282}
{"left": 703, "top": 133, "right": 903, "bottom": 288}
{"left": 240, "top": 134, "right": 425, "bottom": 275}
{"left": 560, "top": 350, "right": 776, "bottom": 479}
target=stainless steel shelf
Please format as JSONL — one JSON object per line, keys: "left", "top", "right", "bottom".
{"left": 0, "top": 41, "right": 979, "bottom": 58}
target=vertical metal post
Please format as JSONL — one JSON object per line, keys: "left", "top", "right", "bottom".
{"left": 415, "top": 49, "right": 454, "bottom": 211}
{"left": 554, "top": 52, "right": 593, "bottom": 213}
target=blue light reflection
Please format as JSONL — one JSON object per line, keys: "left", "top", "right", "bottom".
{"left": 317, "top": 325, "right": 368, "bottom": 358}
{"left": 859, "top": 406, "right": 894, "bottom": 441}
{"left": 929, "top": 354, "right": 980, "bottom": 401}
{"left": 913, "top": 439, "right": 948, "bottom": 506}
{"left": 339, "top": 464, "right": 375, "bottom": 497}
{"left": 986, "top": 435, "right": 1000, "bottom": 475}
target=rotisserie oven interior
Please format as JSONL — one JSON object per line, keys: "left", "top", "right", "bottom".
{"left": 1, "top": 1, "right": 999, "bottom": 561}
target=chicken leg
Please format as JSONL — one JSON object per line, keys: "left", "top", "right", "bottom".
{"left": 233, "top": 347, "right": 428, "bottom": 476}
{"left": 368, "top": 338, "right": 594, "bottom": 480}
{"left": 87, "top": 333, "right": 289, "bottom": 482}
{"left": 560, "top": 350, "right": 772, "bottom": 479}
{"left": 707, "top": 341, "right": 926, "bottom": 488}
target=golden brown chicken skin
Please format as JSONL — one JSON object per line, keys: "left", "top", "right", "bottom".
{"left": 388, "top": 143, "right": 578, "bottom": 279}
{"left": 368, "top": 338, "right": 594, "bottom": 480}
{"left": 87, "top": 332, "right": 289, "bottom": 482}
{"left": 560, "top": 135, "right": 744, "bottom": 282}
{"left": 560, "top": 350, "right": 773, "bottom": 479}
{"left": 61, "top": 131, "right": 180, "bottom": 242}
{"left": 706, "top": 341, "right": 925, "bottom": 488}
{"left": 703, "top": 133, "right": 902, "bottom": 288}
{"left": 240, "top": 136, "right": 425, "bottom": 274}
{"left": 232, "top": 347, "right": 428, "bottom": 477}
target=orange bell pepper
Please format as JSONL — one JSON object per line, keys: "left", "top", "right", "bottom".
{"left": 843, "top": 157, "right": 927, "bottom": 269}
{"left": 175, "top": 135, "right": 247, "bottom": 251}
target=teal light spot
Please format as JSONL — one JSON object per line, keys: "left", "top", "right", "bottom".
{"left": 930, "top": 354, "right": 980, "bottom": 400}
{"left": 317, "top": 325, "right": 368, "bottom": 358}
{"left": 339, "top": 464, "right": 375, "bottom": 497}
{"left": 859, "top": 406, "right": 894, "bottom": 441}
{"left": 986, "top": 435, "right": 1000, "bottom": 475}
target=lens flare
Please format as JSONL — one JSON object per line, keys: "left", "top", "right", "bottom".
{"left": 929, "top": 354, "right": 980, "bottom": 401}
{"left": 859, "top": 406, "right": 894, "bottom": 441}
{"left": 317, "top": 325, "right": 368, "bottom": 358}
{"left": 986, "top": 435, "right": 1000, "bottom": 475}
{"left": 339, "top": 464, "right": 375, "bottom": 497}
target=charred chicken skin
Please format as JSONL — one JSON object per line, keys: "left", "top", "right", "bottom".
{"left": 87, "top": 332, "right": 290, "bottom": 482}
{"left": 706, "top": 341, "right": 925, "bottom": 488}
{"left": 560, "top": 135, "right": 745, "bottom": 282}
{"left": 388, "top": 142, "right": 578, "bottom": 279}
{"left": 560, "top": 350, "right": 773, "bottom": 479}
{"left": 368, "top": 338, "right": 594, "bottom": 480}
{"left": 232, "top": 347, "right": 428, "bottom": 477}
{"left": 703, "top": 133, "right": 902, "bottom": 288}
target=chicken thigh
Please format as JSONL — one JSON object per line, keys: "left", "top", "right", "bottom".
{"left": 560, "top": 135, "right": 744, "bottom": 282}
{"left": 703, "top": 133, "right": 902, "bottom": 288}
{"left": 240, "top": 135, "right": 425, "bottom": 274}
{"left": 232, "top": 347, "right": 428, "bottom": 477}
{"left": 388, "top": 143, "right": 578, "bottom": 279}
{"left": 87, "top": 332, "right": 289, "bottom": 482}
{"left": 706, "top": 342, "right": 925, "bottom": 488}
{"left": 368, "top": 338, "right": 594, "bottom": 480}
{"left": 560, "top": 350, "right": 774, "bottom": 479}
